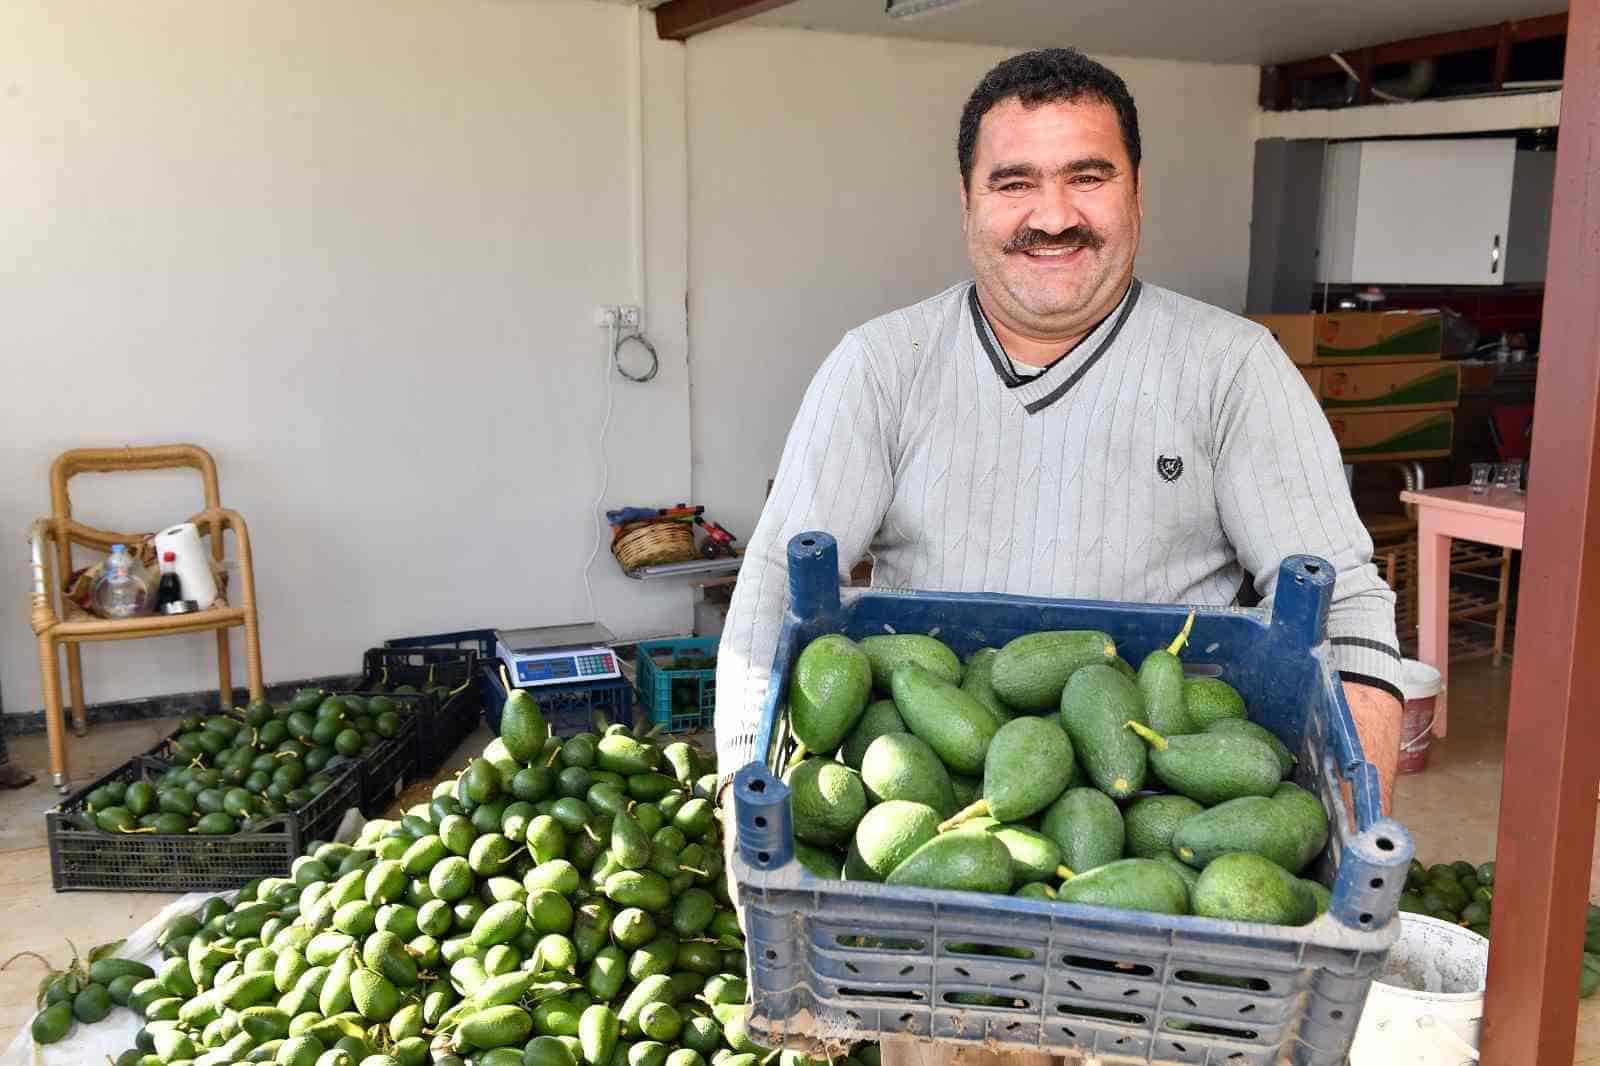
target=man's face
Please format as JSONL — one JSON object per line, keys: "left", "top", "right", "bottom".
{"left": 961, "top": 96, "right": 1142, "bottom": 343}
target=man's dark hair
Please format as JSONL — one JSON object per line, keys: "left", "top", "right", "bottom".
{"left": 958, "top": 48, "right": 1141, "bottom": 188}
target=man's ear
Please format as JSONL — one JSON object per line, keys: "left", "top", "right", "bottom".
{"left": 1136, "top": 165, "right": 1144, "bottom": 217}
{"left": 958, "top": 172, "right": 970, "bottom": 215}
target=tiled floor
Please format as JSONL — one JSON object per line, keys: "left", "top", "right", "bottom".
{"left": 0, "top": 663, "right": 1596, "bottom": 1060}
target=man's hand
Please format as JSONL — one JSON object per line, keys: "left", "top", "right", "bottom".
{"left": 1342, "top": 680, "right": 1403, "bottom": 815}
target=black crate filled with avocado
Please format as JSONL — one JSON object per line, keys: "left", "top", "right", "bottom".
{"left": 46, "top": 743, "right": 361, "bottom": 892}
{"left": 223, "top": 687, "right": 425, "bottom": 816}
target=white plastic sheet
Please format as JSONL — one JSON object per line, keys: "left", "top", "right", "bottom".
{"left": 1, "top": 806, "right": 367, "bottom": 1066}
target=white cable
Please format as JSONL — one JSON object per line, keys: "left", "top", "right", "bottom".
{"left": 583, "top": 317, "right": 620, "bottom": 624}
{"left": 1328, "top": 51, "right": 1412, "bottom": 104}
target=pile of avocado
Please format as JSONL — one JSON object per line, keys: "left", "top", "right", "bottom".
{"left": 1399, "top": 857, "right": 1600, "bottom": 1000}
{"left": 67, "top": 692, "right": 413, "bottom": 836}
{"left": 33, "top": 687, "right": 876, "bottom": 1066}
{"left": 29, "top": 946, "right": 158, "bottom": 1047}
{"left": 781, "top": 615, "right": 1333, "bottom": 926}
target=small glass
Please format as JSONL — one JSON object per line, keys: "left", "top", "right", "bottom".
{"left": 1469, "top": 463, "right": 1492, "bottom": 494}
{"left": 1495, "top": 462, "right": 1524, "bottom": 492}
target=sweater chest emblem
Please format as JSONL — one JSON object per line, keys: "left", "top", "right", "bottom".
{"left": 1157, "top": 455, "right": 1184, "bottom": 483}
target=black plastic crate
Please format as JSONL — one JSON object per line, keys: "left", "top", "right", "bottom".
{"left": 149, "top": 693, "right": 423, "bottom": 819}
{"left": 355, "top": 707, "right": 421, "bottom": 815}
{"left": 479, "top": 662, "right": 634, "bottom": 737}
{"left": 47, "top": 754, "right": 361, "bottom": 893}
{"left": 359, "top": 645, "right": 482, "bottom": 774}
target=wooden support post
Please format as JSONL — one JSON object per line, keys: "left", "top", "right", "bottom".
{"left": 1480, "top": 0, "right": 1600, "bottom": 1061}
{"left": 1355, "top": 47, "right": 1374, "bottom": 104}
{"left": 1492, "top": 21, "right": 1513, "bottom": 90}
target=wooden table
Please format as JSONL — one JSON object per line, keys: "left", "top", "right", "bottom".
{"left": 1398, "top": 484, "right": 1526, "bottom": 736}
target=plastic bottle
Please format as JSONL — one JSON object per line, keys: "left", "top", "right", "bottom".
{"left": 91, "top": 544, "right": 152, "bottom": 619}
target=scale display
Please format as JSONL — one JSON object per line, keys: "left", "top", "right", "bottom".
{"left": 496, "top": 622, "right": 622, "bottom": 688}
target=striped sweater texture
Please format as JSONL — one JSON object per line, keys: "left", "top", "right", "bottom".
{"left": 712, "top": 277, "right": 1401, "bottom": 775}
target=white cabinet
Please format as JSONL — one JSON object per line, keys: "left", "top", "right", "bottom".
{"left": 1315, "top": 137, "right": 1552, "bottom": 286}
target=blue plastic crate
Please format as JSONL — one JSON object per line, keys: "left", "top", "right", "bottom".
{"left": 479, "top": 662, "right": 634, "bottom": 737}
{"left": 637, "top": 636, "right": 717, "bottom": 732}
{"left": 730, "top": 531, "right": 1414, "bottom": 1066}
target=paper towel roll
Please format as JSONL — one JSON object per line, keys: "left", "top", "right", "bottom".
{"left": 153, "top": 523, "right": 220, "bottom": 608}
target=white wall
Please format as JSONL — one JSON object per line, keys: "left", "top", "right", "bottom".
{"left": 2, "top": 5, "right": 1264, "bottom": 718}
{"left": 685, "top": 26, "right": 1261, "bottom": 541}
{"left": 1, "top": 0, "right": 693, "bottom": 717}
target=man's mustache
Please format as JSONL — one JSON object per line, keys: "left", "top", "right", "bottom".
{"left": 1003, "top": 226, "right": 1105, "bottom": 254}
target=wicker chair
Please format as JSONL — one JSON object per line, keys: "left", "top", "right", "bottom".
{"left": 28, "top": 445, "right": 264, "bottom": 791}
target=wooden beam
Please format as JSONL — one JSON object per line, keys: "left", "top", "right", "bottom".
{"left": 654, "top": 0, "right": 799, "bottom": 40}
{"left": 1479, "top": 0, "right": 1600, "bottom": 1063}
{"left": 1355, "top": 47, "right": 1374, "bottom": 104}
{"left": 1268, "top": 11, "right": 1568, "bottom": 89}
{"left": 1493, "top": 21, "right": 1513, "bottom": 90}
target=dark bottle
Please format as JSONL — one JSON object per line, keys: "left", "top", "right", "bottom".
{"left": 156, "top": 550, "right": 184, "bottom": 609}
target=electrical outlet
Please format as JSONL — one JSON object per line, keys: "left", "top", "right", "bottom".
{"left": 618, "top": 305, "right": 641, "bottom": 331}
{"left": 593, "top": 306, "right": 619, "bottom": 328}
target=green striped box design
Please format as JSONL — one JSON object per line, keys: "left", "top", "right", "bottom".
{"left": 1321, "top": 366, "right": 1459, "bottom": 410}
{"left": 1315, "top": 317, "right": 1443, "bottom": 359}
{"left": 1340, "top": 413, "right": 1454, "bottom": 456}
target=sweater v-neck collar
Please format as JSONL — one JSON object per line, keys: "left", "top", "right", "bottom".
{"left": 968, "top": 277, "right": 1142, "bottom": 414}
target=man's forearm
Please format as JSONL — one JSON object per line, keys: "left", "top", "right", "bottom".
{"left": 1342, "top": 680, "right": 1402, "bottom": 814}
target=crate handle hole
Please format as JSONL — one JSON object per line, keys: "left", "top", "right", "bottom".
{"left": 1122, "top": 988, "right": 1139, "bottom": 998}
{"left": 1369, "top": 877, "right": 1383, "bottom": 889}
{"left": 836, "top": 935, "right": 926, "bottom": 952}
{"left": 1172, "top": 1044, "right": 1186, "bottom": 1054}
{"left": 898, "top": 965, "right": 914, "bottom": 977}
{"left": 1182, "top": 995, "right": 1196, "bottom": 1007}
{"left": 1238, "top": 1004, "right": 1256, "bottom": 1015}
{"left": 755, "top": 816, "right": 767, "bottom": 829}
{"left": 1359, "top": 913, "right": 1373, "bottom": 925}
{"left": 840, "top": 987, "right": 924, "bottom": 1002}
{"left": 757, "top": 851, "right": 771, "bottom": 864}
{"left": 750, "top": 779, "right": 767, "bottom": 794}
{"left": 1304, "top": 562, "right": 1321, "bottom": 575}
{"left": 1331, "top": 1009, "right": 1345, "bottom": 1021}
{"left": 955, "top": 967, "right": 970, "bottom": 978}
{"left": 1376, "top": 836, "right": 1394, "bottom": 851}
{"left": 766, "top": 950, "right": 777, "bottom": 961}
{"left": 945, "top": 942, "right": 1035, "bottom": 961}
{"left": 1065, "top": 955, "right": 1154, "bottom": 978}
{"left": 1005, "top": 1022, "right": 1021, "bottom": 1032}
{"left": 1066, "top": 980, "right": 1082, "bottom": 992}
{"left": 845, "top": 962, "right": 860, "bottom": 975}
{"left": 1008, "top": 973, "right": 1026, "bottom": 983}
{"left": 1175, "top": 971, "right": 1270, "bottom": 992}
{"left": 1061, "top": 1028, "right": 1077, "bottom": 1039}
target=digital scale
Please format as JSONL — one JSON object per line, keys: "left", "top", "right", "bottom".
{"left": 495, "top": 622, "right": 622, "bottom": 688}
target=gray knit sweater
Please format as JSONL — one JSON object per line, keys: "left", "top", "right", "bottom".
{"left": 712, "top": 277, "right": 1402, "bottom": 775}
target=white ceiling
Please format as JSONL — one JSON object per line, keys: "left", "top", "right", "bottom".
{"left": 744, "top": 0, "right": 1566, "bottom": 66}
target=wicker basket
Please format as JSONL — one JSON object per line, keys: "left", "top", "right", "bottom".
{"left": 612, "top": 520, "right": 697, "bottom": 572}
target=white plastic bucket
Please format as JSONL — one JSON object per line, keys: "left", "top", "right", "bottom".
{"left": 1349, "top": 913, "right": 1488, "bottom": 1065}
{"left": 1398, "top": 659, "right": 1444, "bottom": 774}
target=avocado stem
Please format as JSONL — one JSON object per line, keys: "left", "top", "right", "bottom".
{"left": 1125, "top": 720, "right": 1168, "bottom": 751}
{"left": 937, "top": 799, "right": 990, "bottom": 833}
{"left": 1166, "top": 610, "right": 1197, "bottom": 656}
{"left": 1057, "top": 866, "right": 1075, "bottom": 882}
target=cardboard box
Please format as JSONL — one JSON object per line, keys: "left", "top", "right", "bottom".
{"left": 1320, "top": 362, "right": 1459, "bottom": 412}
{"left": 1326, "top": 410, "right": 1455, "bottom": 461}
{"left": 1250, "top": 310, "right": 1443, "bottom": 366}
{"left": 1298, "top": 366, "right": 1322, "bottom": 400}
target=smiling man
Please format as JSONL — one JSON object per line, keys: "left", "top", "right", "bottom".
{"left": 714, "top": 49, "right": 1402, "bottom": 848}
